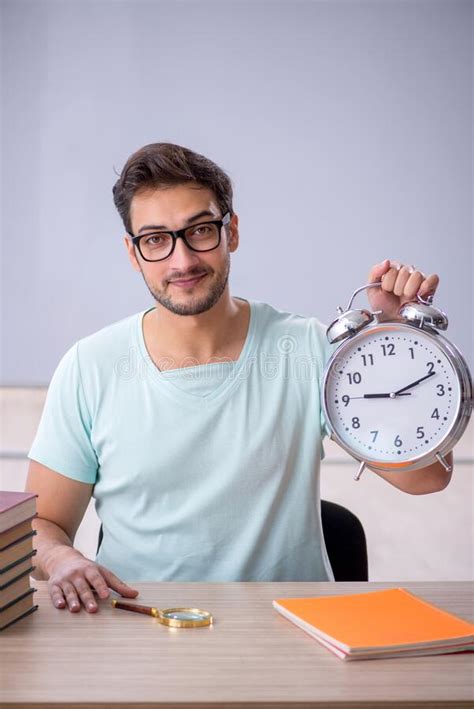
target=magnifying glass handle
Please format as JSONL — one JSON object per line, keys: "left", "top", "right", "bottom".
{"left": 111, "top": 600, "right": 160, "bottom": 617}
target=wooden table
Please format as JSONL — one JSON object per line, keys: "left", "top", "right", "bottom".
{"left": 1, "top": 581, "right": 473, "bottom": 708}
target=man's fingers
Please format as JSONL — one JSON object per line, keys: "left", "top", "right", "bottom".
{"left": 50, "top": 583, "right": 66, "bottom": 609}
{"left": 100, "top": 566, "right": 139, "bottom": 597}
{"left": 73, "top": 576, "right": 100, "bottom": 613}
{"left": 418, "top": 273, "right": 439, "bottom": 299}
{"left": 380, "top": 264, "right": 400, "bottom": 292}
{"left": 48, "top": 559, "right": 137, "bottom": 613}
{"left": 393, "top": 266, "right": 413, "bottom": 296}
{"left": 85, "top": 567, "right": 111, "bottom": 600}
{"left": 61, "top": 581, "right": 81, "bottom": 612}
{"left": 403, "top": 270, "right": 425, "bottom": 300}
{"left": 368, "top": 258, "right": 390, "bottom": 283}
{"left": 380, "top": 264, "right": 438, "bottom": 302}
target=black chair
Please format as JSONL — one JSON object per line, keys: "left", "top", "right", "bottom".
{"left": 321, "top": 500, "right": 368, "bottom": 581}
{"left": 96, "top": 501, "right": 368, "bottom": 581}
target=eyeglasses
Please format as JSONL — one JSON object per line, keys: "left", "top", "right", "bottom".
{"left": 129, "top": 212, "right": 231, "bottom": 262}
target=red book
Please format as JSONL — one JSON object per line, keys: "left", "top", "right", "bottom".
{"left": 0, "top": 492, "right": 37, "bottom": 534}
{"left": 0, "top": 517, "right": 37, "bottom": 550}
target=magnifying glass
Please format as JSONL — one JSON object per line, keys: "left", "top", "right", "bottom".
{"left": 111, "top": 599, "right": 213, "bottom": 627}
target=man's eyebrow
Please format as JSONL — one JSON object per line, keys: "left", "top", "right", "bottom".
{"left": 137, "top": 210, "right": 217, "bottom": 235}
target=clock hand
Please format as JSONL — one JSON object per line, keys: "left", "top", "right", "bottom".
{"left": 362, "top": 392, "right": 412, "bottom": 399}
{"left": 342, "top": 393, "right": 412, "bottom": 400}
{"left": 350, "top": 372, "right": 435, "bottom": 400}
{"left": 394, "top": 370, "right": 436, "bottom": 396}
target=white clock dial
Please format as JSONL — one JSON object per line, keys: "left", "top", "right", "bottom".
{"left": 324, "top": 325, "right": 461, "bottom": 464}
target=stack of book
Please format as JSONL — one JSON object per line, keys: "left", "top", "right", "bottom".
{"left": 273, "top": 587, "right": 474, "bottom": 660}
{"left": 1, "top": 491, "right": 38, "bottom": 631}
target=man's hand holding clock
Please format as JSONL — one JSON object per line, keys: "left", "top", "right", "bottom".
{"left": 323, "top": 258, "right": 462, "bottom": 494}
{"left": 366, "top": 258, "right": 439, "bottom": 320}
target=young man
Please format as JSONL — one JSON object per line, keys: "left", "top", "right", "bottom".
{"left": 26, "top": 143, "right": 449, "bottom": 613}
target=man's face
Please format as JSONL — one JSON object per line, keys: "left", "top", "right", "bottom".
{"left": 125, "top": 183, "right": 239, "bottom": 316}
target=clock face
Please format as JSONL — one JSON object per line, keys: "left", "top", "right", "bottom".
{"left": 323, "top": 324, "right": 461, "bottom": 464}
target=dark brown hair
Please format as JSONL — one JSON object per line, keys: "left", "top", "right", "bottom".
{"left": 112, "top": 143, "right": 234, "bottom": 234}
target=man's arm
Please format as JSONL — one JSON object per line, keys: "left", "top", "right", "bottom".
{"left": 361, "top": 259, "right": 453, "bottom": 494}
{"left": 26, "top": 459, "right": 93, "bottom": 579}
{"left": 25, "top": 460, "right": 138, "bottom": 611}
{"left": 367, "top": 450, "right": 453, "bottom": 494}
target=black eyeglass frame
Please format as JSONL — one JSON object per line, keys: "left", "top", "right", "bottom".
{"left": 128, "top": 212, "right": 232, "bottom": 262}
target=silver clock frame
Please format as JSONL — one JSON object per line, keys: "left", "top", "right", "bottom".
{"left": 321, "top": 320, "right": 473, "bottom": 477}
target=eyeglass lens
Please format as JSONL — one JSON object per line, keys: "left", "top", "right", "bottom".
{"left": 139, "top": 222, "right": 220, "bottom": 261}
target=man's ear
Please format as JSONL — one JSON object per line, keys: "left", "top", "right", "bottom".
{"left": 123, "top": 235, "right": 142, "bottom": 273}
{"left": 228, "top": 213, "right": 239, "bottom": 253}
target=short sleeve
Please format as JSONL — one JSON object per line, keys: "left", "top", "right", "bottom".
{"left": 28, "top": 343, "right": 99, "bottom": 483}
{"left": 320, "top": 334, "right": 337, "bottom": 439}
{"left": 314, "top": 322, "right": 339, "bottom": 459}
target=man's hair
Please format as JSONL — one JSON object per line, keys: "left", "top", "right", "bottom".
{"left": 112, "top": 143, "right": 234, "bottom": 234}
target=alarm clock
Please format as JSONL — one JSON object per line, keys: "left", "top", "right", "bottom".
{"left": 321, "top": 282, "right": 473, "bottom": 480}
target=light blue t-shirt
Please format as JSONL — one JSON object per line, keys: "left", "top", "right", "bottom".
{"left": 28, "top": 299, "right": 336, "bottom": 582}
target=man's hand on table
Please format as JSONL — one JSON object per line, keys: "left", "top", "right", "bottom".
{"left": 46, "top": 546, "right": 139, "bottom": 613}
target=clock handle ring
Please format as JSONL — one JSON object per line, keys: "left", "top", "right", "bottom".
{"left": 344, "top": 281, "right": 383, "bottom": 312}
{"left": 417, "top": 292, "right": 434, "bottom": 306}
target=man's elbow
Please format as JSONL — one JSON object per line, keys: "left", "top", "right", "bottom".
{"left": 407, "top": 465, "right": 453, "bottom": 495}
{"left": 370, "top": 453, "right": 454, "bottom": 494}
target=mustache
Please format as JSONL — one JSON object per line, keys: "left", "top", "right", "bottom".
{"left": 166, "top": 268, "right": 210, "bottom": 284}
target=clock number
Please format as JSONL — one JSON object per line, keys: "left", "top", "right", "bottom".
{"left": 409, "top": 347, "right": 415, "bottom": 359}
{"left": 342, "top": 395, "right": 350, "bottom": 407}
{"left": 427, "top": 361, "right": 435, "bottom": 375}
{"left": 352, "top": 417, "right": 360, "bottom": 429}
{"left": 394, "top": 435, "right": 402, "bottom": 448}
{"left": 347, "top": 372, "right": 362, "bottom": 385}
{"left": 370, "top": 430, "right": 378, "bottom": 442}
{"left": 416, "top": 426, "right": 425, "bottom": 439}
{"left": 431, "top": 408, "right": 440, "bottom": 420}
{"left": 381, "top": 343, "right": 395, "bottom": 356}
{"left": 436, "top": 384, "right": 445, "bottom": 397}
{"left": 361, "top": 354, "right": 374, "bottom": 366}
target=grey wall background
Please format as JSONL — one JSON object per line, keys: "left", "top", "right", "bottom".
{"left": 1, "top": 0, "right": 472, "bottom": 385}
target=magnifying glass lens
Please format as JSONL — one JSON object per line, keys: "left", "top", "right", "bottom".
{"left": 158, "top": 607, "right": 213, "bottom": 627}
{"left": 162, "top": 610, "right": 206, "bottom": 621}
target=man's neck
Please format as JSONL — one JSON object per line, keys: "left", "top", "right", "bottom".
{"left": 143, "top": 291, "right": 250, "bottom": 369}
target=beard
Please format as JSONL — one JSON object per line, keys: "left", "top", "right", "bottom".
{"left": 140, "top": 251, "right": 230, "bottom": 316}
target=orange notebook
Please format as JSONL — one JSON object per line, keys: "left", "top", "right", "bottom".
{"left": 273, "top": 588, "right": 474, "bottom": 660}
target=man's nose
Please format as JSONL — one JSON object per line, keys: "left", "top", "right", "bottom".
{"left": 168, "top": 236, "right": 201, "bottom": 269}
